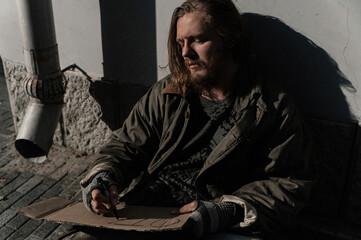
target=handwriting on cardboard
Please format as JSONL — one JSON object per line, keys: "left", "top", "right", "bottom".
{"left": 18, "top": 197, "right": 191, "bottom": 232}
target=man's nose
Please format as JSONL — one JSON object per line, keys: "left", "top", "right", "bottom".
{"left": 182, "top": 43, "right": 194, "bottom": 58}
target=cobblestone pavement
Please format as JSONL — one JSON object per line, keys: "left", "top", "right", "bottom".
{"left": 0, "top": 72, "right": 14, "bottom": 136}
{"left": 0, "top": 73, "right": 93, "bottom": 239}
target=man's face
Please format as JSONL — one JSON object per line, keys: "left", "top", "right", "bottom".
{"left": 176, "top": 12, "right": 227, "bottom": 88}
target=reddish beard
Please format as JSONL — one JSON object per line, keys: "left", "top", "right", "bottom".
{"left": 184, "top": 57, "right": 222, "bottom": 93}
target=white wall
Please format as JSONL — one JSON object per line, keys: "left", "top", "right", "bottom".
{"left": 1, "top": 0, "right": 360, "bottom": 119}
{"left": 156, "top": 0, "right": 184, "bottom": 80}
{"left": 0, "top": 0, "right": 157, "bottom": 86}
{"left": 0, "top": 1, "right": 24, "bottom": 64}
{"left": 156, "top": 0, "right": 361, "bottom": 120}
{"left": 233, "top": 0, "right": 361, "bottom": 120}
{"left": 0, "top": 0, "right": 103, "bottom": 77}
{"left": 52, "top": 0, "right": 103, "bottom": 76}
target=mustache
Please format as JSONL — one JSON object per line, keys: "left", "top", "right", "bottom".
{"left": 185, "top": 60, "right": 205, "bottom": 68}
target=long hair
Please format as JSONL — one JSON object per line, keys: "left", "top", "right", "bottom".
{"left": 168, "top": 0, "right": 253, "bottom": 87}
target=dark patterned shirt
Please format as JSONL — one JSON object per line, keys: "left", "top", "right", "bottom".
{"left": 157, "top": 94, "right": 237, "bottom": 205}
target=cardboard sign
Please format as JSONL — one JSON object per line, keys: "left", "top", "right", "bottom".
{"left": 18, "top": 197, "right": 191, "bottom": 232}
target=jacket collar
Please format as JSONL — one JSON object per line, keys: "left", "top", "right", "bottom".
{"left": 161, "top": 73, "right": 266, "bottom": 114}
{"left": 161, "top": 81, "right": 196, "bottom": 104}
{"left": 161, "top": 82, "right": 188, "bottom": 96}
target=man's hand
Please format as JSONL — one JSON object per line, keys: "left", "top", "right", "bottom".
{"left": 90, "top": 185, "right": 118, "bottom": 214}
{"left": 172, "top": 200, "right": 198, "bottom": 214}
{"left": 172, "top": 200, "right": 244, "bottom": 238}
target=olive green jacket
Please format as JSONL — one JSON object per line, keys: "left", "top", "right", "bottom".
{"left": 81, "top": 74, "right": 313, "bottom": 235}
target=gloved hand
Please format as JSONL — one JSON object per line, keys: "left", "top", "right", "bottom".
{"left": 173, "top": 200, "right": 244, "bottom": 238}
{"left": 82, "top": 171, "right": 118, "bottom": 214}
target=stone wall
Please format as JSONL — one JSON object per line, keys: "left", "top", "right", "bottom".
{"left": 2, "top": 59, "right": 113, "bottom": 154}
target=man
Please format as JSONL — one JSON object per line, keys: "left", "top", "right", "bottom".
{"left": 79, "top": 0, "right": 313, "bottom": 239}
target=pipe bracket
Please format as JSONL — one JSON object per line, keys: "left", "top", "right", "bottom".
{"left": 23, "top": 73, "right": 65, "bottom": 103}
{"left": 24, "top": 44, "right": 60, "bottom": 75}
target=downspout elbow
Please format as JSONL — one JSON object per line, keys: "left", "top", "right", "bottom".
{"left": 15, "top": 0, "right": 65, "bottom": 162}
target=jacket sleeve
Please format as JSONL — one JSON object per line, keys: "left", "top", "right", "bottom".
{"left": 80, "top": 80, "right": 168, "bottom": 191}
{"left": 220, "top": 91, "right": 314, "bottom": 236}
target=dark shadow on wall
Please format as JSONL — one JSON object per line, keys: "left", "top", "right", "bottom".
{"left": 89, "top": 79, "right": 149, "bottom": 131}
{"left": 91, "top": 0, "right": 156, "bottom": 130}
{"left": 0, "top": 56, "right": 3, "bottom": 73}
{"left": 99, "top": 0, "right": 157, "bottom": 86}
{"left": 243, "top": 13, "right": 356, "bottom": 120}
{"left": 242, "top": 14, "right": 361, "bottom": 233}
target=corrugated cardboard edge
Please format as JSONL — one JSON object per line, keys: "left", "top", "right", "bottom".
{"left": 17, "top": 197, "right": 191, "bottom": 232}
{"left": 17, "top": 197, "right": 74, "bottom": 220}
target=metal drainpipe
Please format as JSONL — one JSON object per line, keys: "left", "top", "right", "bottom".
{"left": 15, "top": 0, "right": 65, "bottom": 163}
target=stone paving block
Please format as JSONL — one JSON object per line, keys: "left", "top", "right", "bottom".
{"left": 68, "top": 161, "right": 90, "bottom": 176}
{"left": 0, "top": 134, "right": 13, "bottom": 150}
{"left": 59, "top": 181, "right": 81, "bottom": 200}
{"left": 72, "top": 189, "right": 83, "bottom": 202}
{"left": 16, "top": 175, "right": 44, "bottom": 195}
{"left": 0, "top": 191, "right": 22, "bottom": 214}
{"left": 0, "top": 113, "right": 14, "bottom": 136}
{"left": 0, "top": 146, "right": 5, "bottom": 155}
{"left": 0, "top": 171, "right": 19, "bottom": 188}
{"left": 30, "top": 177, "right": 61, "bottom": 205}
{"left": 60, "top": 174, "right": 76, "bottom": 187}
{"left": 6, "top": 213, "right": 29, "bottom": 230}
{"left": 25, "top": 236, "right": 43, "bottom": 240}
{"left": 1, "top": 118, "right": 13, "bottom": 131}
{"left": 78, "top": 170, "right": 87, "bottom": 180}
{"left": 0, "top": 157, "right": 9, "bottom": 168}
{"left": 11, "top": 181, "right": 55, "bottom": 211}
{"left": 0, "top": 153, "right": 29, "bottom": 173}
{"left": 7, "top": 218, "right": 42, "bottom": 240}
{"left": 66, "top": 172, "right": 87, "bottom": 202}
{"left": 35, "top": 157, "right": 66, "bottom": 177}
{"left": 0, "top": 144, "right": 4, "bottom": 152}
{"left": 0, "top": 150, "right": 16, "bottom": 170}
{"left": 58, "top": 170, "right": 86, "bottom": 200}
{"left": 45, "top": 223, "right": 72, "bottom": 240}
{"left": 0, "top": 158, "right": 8, "bottom": 168}
{"left": 0, "top": 172, "right": 33, "bottom": 197}
{"left": 21, "top": 172, "right": 36, "bottom": 179}
{"left": 26, "top": 221, "right": 59, "bottom": 239}
{"left": 0, "top": 141, "right": 8, "bottom": 151}
{"left": 0, "top": 208, "right": 17, "bottom": 227}
{"left": 38, "top": 177, "right": 67, "bottom": 201}
{"left": 41, "top": 161, "right": 68, "bottom": 182}
{"left": 41, "top": 177, "right": 57, "bottom": 188}
{"left": 0, "top": 226, "right": 15, "bottom": 240}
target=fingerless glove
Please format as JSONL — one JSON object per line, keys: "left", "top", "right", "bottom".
{"left": 187, "top": 200, "right": 244, "bottom": 238}
{"left": 81, "top": 171, "right": 118, "bottom": 213}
